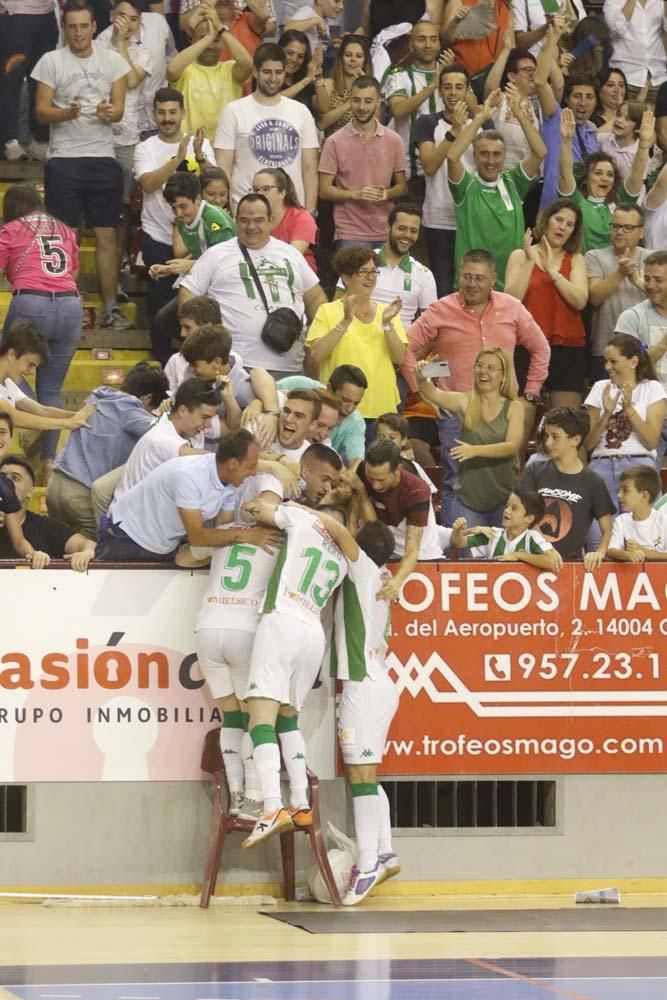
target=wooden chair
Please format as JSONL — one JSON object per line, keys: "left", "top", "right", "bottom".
{"left": 199, "top": 727, "right": 342, "bottom": 908}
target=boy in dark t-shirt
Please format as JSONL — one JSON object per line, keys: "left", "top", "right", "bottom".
{"left": 519, "top": 407, "right": 615, "bottom": 569}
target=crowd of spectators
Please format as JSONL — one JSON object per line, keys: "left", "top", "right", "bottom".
{"left": 1, "top": 0, "right": 667, "bottom": 572}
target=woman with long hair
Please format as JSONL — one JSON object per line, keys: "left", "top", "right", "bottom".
{"left": 584, "top": 333, "right": 667, "bottom": 546}
{"left": 313, "top": 34, "right": 372, "bottom": 136}
{"left": 415, "top": 346, "right": 524, "bottom": 527}
{"left": 593, "top": 66, "right": 628, "bottom": 131}
{"left": 505, "top": 198, "right": 588, "bottom": 409}
{"left": 278, "top": 29, "right": 323, "bottom": 107}
{"left": 0, "top": 183, "right": 84, "bottom": 481}
{"left": 252, "top": 167, "right": 318, "bottom": 273}
{"left": 558, "top": 106, "right": 653, "bottom": 251}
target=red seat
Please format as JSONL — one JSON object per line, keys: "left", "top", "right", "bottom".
{"left": 199, "top": 727, "right": 342, "bottom": 908}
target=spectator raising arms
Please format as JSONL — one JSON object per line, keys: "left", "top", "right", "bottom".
{"left": 416, "top": 348, "right": 524, "bottom": 527}
{"left": 557, "top": 106, "right": 652, "bottom": 252}
{"left": 278, "top": 30, "right": 322, "bottom": 107}
{"left": 0, "top": 184, "right": 84, "bottom": 480}
{"left": 505, "top": 198, "right": 588, "bottom": 409}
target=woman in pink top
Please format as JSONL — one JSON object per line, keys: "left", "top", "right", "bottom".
{"left": 252, "top": 167, "right": 318, "bottom": 274}
{"left": 0, "top": 183, "right": 82, "bottom": 474}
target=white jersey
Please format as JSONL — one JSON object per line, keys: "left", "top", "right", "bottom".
{"left": 332, "top": 550, "right": 391, "bottom": 682}
{"left": 261, "top": 505, "right": 347, "bottom": 626}
{"left": 196, "top": 523, "right": 280, "bottom": 631}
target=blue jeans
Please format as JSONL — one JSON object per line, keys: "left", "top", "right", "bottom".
{"left": 437, "top": 411, "right": 462, "bottom": 527}
{"left": 424, "top": 227, "right": 456, "bottom": 298}
{"left": 335, "top": 239, "right": 385, "bottom": 250}
{"left": 4, "top": 292, "right": 82, "bottom": 459}
{"left": 586, "top": 454, "right": 656, "bottom": 550}
{"left": 96, "top": 520, "right": 176, "bottom": 562}
{"left": 449, "top": 495, "right": 506, "bottom": 529}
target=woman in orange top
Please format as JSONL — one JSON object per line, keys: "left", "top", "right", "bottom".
{"left": 443, "top": 0, "right": 511, "bottom": 87}
{"left": 504, "top": 198, "right": 589, "bottom": 409}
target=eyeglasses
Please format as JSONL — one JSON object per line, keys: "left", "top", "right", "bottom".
{"left": 253, "top": 184, "right": 278, "bottom": 194}
{"left": 474, "top": 362, "right": 502, "bottom": 373}
{"left": 356, "top": 268, "right": 379, "bottom": 278}
{"left": 611, "top": 223, "right": 642, "bottom": 232}
{"left": 461, "top": 273, "right": 488, "bottom": 283}
{"left": 516, "top": 65, "right": 536, "bottom": 74}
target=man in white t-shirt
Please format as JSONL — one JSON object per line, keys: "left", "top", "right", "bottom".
{"left": 179, "top": 193, "right": 327, "bottom": 378}
{"left": 98, "top": 428, "right": 279, "bottom": 560}
{"left": 134, "top": 86, "right": 216, "bottom": 364}
{"left": 284, "top": 0, "right": 343, "bottom": 55}
{"left": 111, "top": 377, "right": 218, "bottom": 504}
{"left": 32, "top": 0, "right": 130, "bottom": 331}
{"left": 415, "top": 62, "right": 477, "bottom": 296}
{"left": 615, "top": 251, "right": 667, "bottom": 465}
{"left": 240, "top": 499, "right": 348, "bottom": 848}
{"left": 269, "top": 389, "right": 322, "bottom": 463}
{"left": 214, "top": 42, "right": 319, "bottom": 211}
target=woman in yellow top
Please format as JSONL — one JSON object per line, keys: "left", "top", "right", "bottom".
{"left": 305, "top": 246, "right": 406, "bottom": 420}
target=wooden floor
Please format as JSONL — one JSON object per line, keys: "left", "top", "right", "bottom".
{"left": 2, "top": 893, "right": 667, "bottom": 999}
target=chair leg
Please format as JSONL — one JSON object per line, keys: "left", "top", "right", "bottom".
{"left": 309, "top": 824, "right": 342, "bottom": 907}
{"left": 200, "top": 779, "right": 228, "bottom": 909}
{"left": 280, "top": 829, "right": 297, "bottom": 901}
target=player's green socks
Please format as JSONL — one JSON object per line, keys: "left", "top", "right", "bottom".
{"left": 350, "top": 782, "right": 380, "bottom": 872}
{"left": 276, "top": 713, "right": 308, "bottom": 809}
{"left": 219, "top": 710, "right": 244, "bottom": 793}
{"left": 250, "top": 724, "right": 282, "bottom": 813}
{"left": 377, "top": 783, "right": 394, "bottom": 856}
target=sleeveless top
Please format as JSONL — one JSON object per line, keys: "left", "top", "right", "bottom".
{"left": 522, "top": 252, "right": 586, "bottom": 348}
{"left": 455, "top": 398, "right": 518, "bottom": 511}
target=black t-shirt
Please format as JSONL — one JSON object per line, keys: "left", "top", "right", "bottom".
{"left": 0, "top": 510, "right": 74, "bottom": 560}
{"left": 370, "top": 0, "right": 426, "bottom": 39}
{"left": 0, "top": 475, "right": 21, "bottom": 517}
{"left": 519, "top": 460, "right": 616, "bottom": 559}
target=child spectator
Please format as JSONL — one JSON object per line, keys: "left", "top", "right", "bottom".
{"left": 608, "top": 465, "right": 667, "bottom": 562}
{"left": 519, "top": 407, "right": 616, "bottom": 570}
{"left": 166, "top": 295, "right": 222, "bottom": 392}
{"left": 457, "top": 490, "right": 562, "bottom": 572}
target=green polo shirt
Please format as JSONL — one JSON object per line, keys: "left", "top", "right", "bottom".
{"left": 177, "top": 201, "right": 236, "bottom": 259}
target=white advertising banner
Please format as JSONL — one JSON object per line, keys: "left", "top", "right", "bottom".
{"left": 0, "top": 569, "right": 336, "bottom": 782}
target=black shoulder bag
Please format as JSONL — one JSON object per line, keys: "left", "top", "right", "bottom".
{"left": 239, "top": 243, "right": 303, "bottom": 355}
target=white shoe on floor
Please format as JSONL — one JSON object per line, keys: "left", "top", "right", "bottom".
{"left": 25, "top": 139, "right": 48, "bottom": 161}
{"left": 5, "top": 140, "right": 28, "bottom": 161}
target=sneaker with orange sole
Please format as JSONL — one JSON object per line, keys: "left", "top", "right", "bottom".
{"left": 288, "top": 805, "right": 313, "bottom": 828}
{"left": 242, "top": 808, "right": 293, "bottom": 848}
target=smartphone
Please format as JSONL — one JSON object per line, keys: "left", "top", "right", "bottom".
{"left": 420, "top": 360, "right": 451, "bottom": 379}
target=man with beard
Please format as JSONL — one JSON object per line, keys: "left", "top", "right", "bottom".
{"left": 335, "top": 204, "right": 437, "bottom": 328}
{"left": 214, "top": 43, "right": 319, "bottom": 212}
{"left": 319, "top": 76, "right": 407, "bottom": 250}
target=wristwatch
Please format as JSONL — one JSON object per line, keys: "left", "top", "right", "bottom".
{"left": 445, "top": 129, "right": 458, "bottom": 142}
{"left": 523, "top": 392, "right": 539, "bottom": 404}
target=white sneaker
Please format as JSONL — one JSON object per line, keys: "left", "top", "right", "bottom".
{"left": 228, "top": 790, "right": 244, "bottom": 816}
{"left": 238, "top": 798, "right": 262, "bottom": 822}
{"left": 377, "top": 852, "right": 401, "bottom": 885}
{"left": 25, "top": 139, "right": 48, "bottom": 161}
{"left": 342, "top": 862, "right": 382, "bottom": 906}
{"left": 5, "top": 140, "right": 27, "bottom": 161}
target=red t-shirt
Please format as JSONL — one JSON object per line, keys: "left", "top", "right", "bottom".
{"left": 221, "top": 12, "right": 262, "bottom": 95}
{"left": 271, "top": 205, "right": 318, "bottom": 274}
{"left": 359, "top": 466, "right": 431, "bottom": 527}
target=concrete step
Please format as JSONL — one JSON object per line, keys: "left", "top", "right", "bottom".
{"left": 0, "top": 161, "right": 44, "bottom": 182}
{"left": 78, "top": 327, "right": 152, "bottom": 350}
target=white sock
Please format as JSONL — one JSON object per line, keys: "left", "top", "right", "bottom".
{"left": 351, "top": 786, "right": 380, "bottom": 872}
{"left": 377, "top": 784, "right": 394, "bottom": 855}
{"left": 278, "top": 728, "right": 309, "bottom": 808}
{"left": 219, "top": 722, "right": 244, "bottom": 793}
{"left": 252, "top": 741, "right": 283, "bottom": 813}
{"left": 241, "top": 732, "right": 259, "bottom": 801}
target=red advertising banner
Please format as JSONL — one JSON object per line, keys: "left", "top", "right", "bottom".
{"left": 383, "top": 562, "right": 667, "bottom": 775}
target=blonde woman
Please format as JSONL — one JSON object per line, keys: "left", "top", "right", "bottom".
{"left": 416, "top": 347, "right": 524, "bottom": 527}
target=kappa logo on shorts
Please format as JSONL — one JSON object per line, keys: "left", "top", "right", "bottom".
{"left": 248, "top": 682, "right": 259, "bottom": 691}
{"left": 361, "top": 748, "right": 374, "bottom": 758}
{"left": 293, "top": 752, "right": 305, "bottom": 760}
{"left": 222, "top": 749, "right": 238, "bottom": 755}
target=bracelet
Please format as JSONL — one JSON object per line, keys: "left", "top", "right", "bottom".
{"left": 264, "top": 410, "right": 280, "bottom": 417}
{"left": 382, "top": 323, "right": 393, "bottom": 332}
{"left": 314, "top": 78, "right": 325, "bottom": 87}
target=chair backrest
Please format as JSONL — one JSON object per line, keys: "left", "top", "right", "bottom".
{"left": 201, "top": 727, "right": 223, "bottom": 775}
